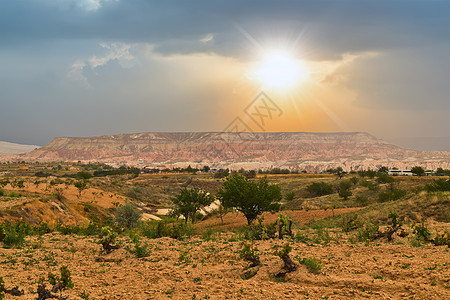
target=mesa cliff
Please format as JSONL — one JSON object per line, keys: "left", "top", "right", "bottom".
{"left": 7, "top": 132, "right": 450, "bottom": 172}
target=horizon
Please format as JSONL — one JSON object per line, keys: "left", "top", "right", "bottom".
{"left": 1, "top": 1, "right": 449, "bottom": 152}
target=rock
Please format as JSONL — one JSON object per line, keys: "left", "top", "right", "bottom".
{"left": 6, "top": 132, "right": 449, "bottom": 171}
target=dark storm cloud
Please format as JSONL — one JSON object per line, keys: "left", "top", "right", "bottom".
{"left": 1, "top": 0, "right": 449, "bottom": 60}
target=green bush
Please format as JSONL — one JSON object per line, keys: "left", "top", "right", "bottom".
{"left": 340, "top": 214, "right": 362, "bottom": 232}
{"left": 115, "top": 202, "right": 142, "bottom": 229}
{"left": 306, "top": 182, "right": 334, "bottom": 197}
{"left": 360, "top": 180, "right": 379, "bottom": 191}
{"left": 141, "top": 220, "right": 194, "bottom": 240}
{"left": 378, "top": 189, "right": 406, "bottom": 202}
{"left": 285, "top": 191, "right": 295, "bottom": 201}
{"left": 424, "top": 179, "right": 450, "bottom": 192}
{"left": 240, "top": 217, "right": 276, "bottom": 240}
{"left": 376, "top": 173, "right": 394, "bottom": 184}
{"left": 413, "top": 223, "right": 432, "bottom": 241}
{"left": 433, "top": 231, "right": 450, "bottom": 246}
{"left": 0, "top": 223, "right": 31, "bottom": 248}
{"left": 239, "top": 242, "right": 260, "bottom": 267}
{"left": 355, "top": 223, "right": 379, "bottom": 242}
{"left": 355, "top": 195, "right": 370, "bottom": 206}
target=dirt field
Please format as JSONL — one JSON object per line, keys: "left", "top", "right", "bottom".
{"left": 1, "top": 222, "right": 449, "bottom": 299}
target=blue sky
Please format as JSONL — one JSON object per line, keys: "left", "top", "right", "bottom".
{"left": 1, "top": 0, "right": 449, "bottom": 150}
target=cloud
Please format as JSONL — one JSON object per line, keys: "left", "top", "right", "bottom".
{"left": 55, "top": 0, "right": 118, "bottom": 12}
{"left": 67, "top": 42, "right": 134, "bottom": 85}
{"left": 200, "top": 34, "right": 214, "bottom": 43}
{"left": 89, "top": 42, "right": 134, "bottom": 68}
{"left": 67, "top": 60, "right": 90, "bottom": 87}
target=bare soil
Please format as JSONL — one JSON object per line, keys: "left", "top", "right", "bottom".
{"left": 1, "top": 220, "right": 449, "bottom": 299}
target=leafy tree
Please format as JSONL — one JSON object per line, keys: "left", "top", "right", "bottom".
{"left": 435, "top": 167, "right": 450, "bottom": 176}
{"left": 218, "top": 174, "right": 281, "bottom": 225}
{"left": 306, "top": 182, "right": 334, "bottom": 197}
{"left": 327, "top": 167, "right": 345, "bottom": 178}
{"left": 338, "top": 180, "right": 352, "bottom": 200}
{"left": 378, "top": 166, "right": 389, "bottom": 173}
{"left": 202, "top": 165, "right": 210, "bottom": 173}
{"left": 376, "top": 173, "right": 395, "bottom": 184}
{"left": 424, "top": 178, "right": 450, "bottom": 192}
{"left": 171, "top": 187, "right": 214, "bottom": 224}
{"left": 411, "top": 166, "right": 425, "bottom": 176}
{"left": 115, "top": 202, "right": 142, "bottom": 228}
{"left": 76, "top": 171, "right": 92, "bottom": 180}
{"left": 214, "top": 168, "right": 229, "bottom": 178}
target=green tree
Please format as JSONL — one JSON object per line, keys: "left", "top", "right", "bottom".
{"left": 218, "top": 174, "right": 281, "bottom": 225}
{"left": 411, "top": 166, "right": 425, "bottom": 176}
{"left": 171, "top": 187, "right": 214, "bottom": 224}
{"left": 338, "top": 180, "right": 352, "bottom": 200}
{"left": 76, "top": 171, "right": 92, "bottom": 180}
{"left": 378, "top": 166, "right": 389, "bottom": 173}
{"left": 376, "top": 173, "right": 395, "bottom": 184}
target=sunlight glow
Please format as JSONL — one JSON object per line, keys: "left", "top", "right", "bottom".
{"left": 252, "top": 51, "right": 309, "bottom": 90}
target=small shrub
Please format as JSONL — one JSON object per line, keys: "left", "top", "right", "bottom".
{"left": 274, "top": 243, "right": 297, "bottom": 273}
{"left": 413, "top": 223, "right": 432, "bottom": 242}
{"left": 355, "top": 224, "right": 379, "bottom": 242}
{"left": 298, "top": 257, "right": 323, "bottom": 274}
{"left": 340, "top": 214, "right": 362, "bottom": 232}
{"left": 240, "top": 242, "right": 260, "bottom": 268}
{"left": 378, "top": 189, "right": 406, "bottom": 202}
{"left": 424, "top": 179, "right": 450, "bottom": 192}
{"left": 99, "top": 226, "right": 119, "bottom": 254}
{"left": 350, "top": 176, "right": 359, "bottom": 186}
{"left": 1, "top": 224, "right": 27, "bottom": 248}
{"left": 355, "top": 195, "right": 370, "bottom": 206}
{"left": 285, "top": 192, "right": 295, "bottom": 201}
{"left": 115, "top": 202, "right": 142, "bottom": 229}
{"left": 201, "top": 228, "right": 216, "bottom": 241}
{"left": 294, "top": 231, "right": 310, "bottom": 244}
{"left": 242, "top": 217, "right": 276, "bottom": 240}
{"left": 59, "top": 265, "right": 74, "bottom": 291}
{"left": 433, "top": 231, "right": 450, "bottom": 246}
{"left": 130, "top": 234, "right": 150, "bottom": 258}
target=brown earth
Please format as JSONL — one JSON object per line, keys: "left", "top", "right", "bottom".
{"left": 195, "top": 208, "right": 362, "bottom": 233}
{"left": 0, "top": 219, "right": 449, "bottom": 299}
{"left": 0, "top": 182, "right": 126, "bottom": 226}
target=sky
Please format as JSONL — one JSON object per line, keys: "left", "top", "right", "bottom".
{"left": 0, "top": 0, "right": 449, "bottom": 151}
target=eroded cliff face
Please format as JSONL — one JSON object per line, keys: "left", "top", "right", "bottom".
{"left": 9, "top": 132, "right": 450, "bottom": 171}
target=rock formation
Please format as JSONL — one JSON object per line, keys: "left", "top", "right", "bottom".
{"left": 6, "top": 132, "right": 450, "bottom": 171}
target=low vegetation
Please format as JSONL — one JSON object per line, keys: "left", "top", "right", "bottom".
{"left": 0, "top": 162, "right": 449, "bottom": 298}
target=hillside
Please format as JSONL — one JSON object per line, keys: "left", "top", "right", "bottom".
{"left": 6, "top": 132, "right": 450, "bottom": 171}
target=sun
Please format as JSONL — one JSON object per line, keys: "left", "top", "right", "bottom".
{"left": 252, "top": 51, "right": 308, "bottom": 90}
